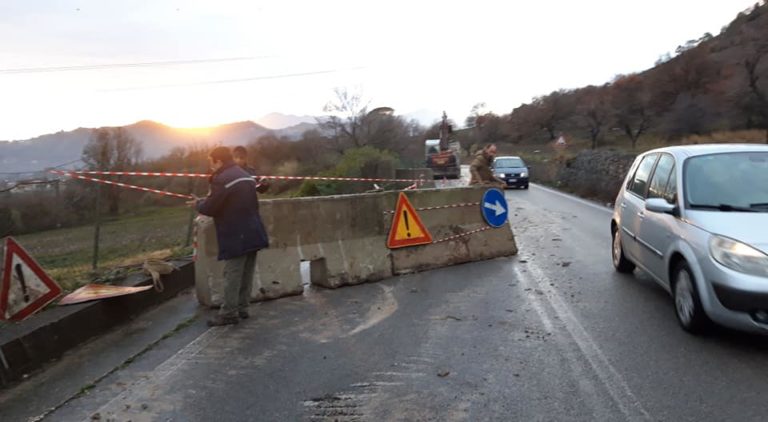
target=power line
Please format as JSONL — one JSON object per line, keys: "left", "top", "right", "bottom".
{"left": 0, "top": 159, "right": 83, "bottom": 175}
{"left": 101, "top": 67, "right": 366, "bottom": 92}
{"left": 0, "top": 56, "right": 273, "bottom": 75}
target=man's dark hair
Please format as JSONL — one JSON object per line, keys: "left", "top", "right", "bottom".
{"left": 209, "top": 146, "right": 234, "bottom": 163}
{"left": 233, "top": 146, "right": 247, "bottom": 158}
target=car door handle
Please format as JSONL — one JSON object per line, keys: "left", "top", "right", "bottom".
{"left": 620, "top": 203, "right": 627, "bottom": 209}
{"left": 637, "top": 211, "right": 645, "bottom": 219}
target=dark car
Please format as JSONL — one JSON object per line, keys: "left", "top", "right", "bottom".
{"left": 492, "top": 156, "right": 529, "bottom": 189}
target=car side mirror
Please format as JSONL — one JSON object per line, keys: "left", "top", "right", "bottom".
{"left": 645, "top": 198, "right": 676, "bottom": 215}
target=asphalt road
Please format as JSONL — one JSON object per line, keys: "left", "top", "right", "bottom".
{"left": 34, "top": 184, "right": 768, "bottom": 421}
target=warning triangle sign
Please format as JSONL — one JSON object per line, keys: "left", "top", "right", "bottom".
{"left": 0, "top": 237, "right": 62, "bottom": 321}
{"left": 387, "top": 192, "right": 433, "bottom": 249}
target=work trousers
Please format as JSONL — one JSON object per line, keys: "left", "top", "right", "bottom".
{"left": 220, "top": 252, "right": 257, "bottom": 317}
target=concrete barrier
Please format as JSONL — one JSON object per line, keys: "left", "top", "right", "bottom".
{"left": 395, "top": 168, "right": 435, "bottom": 188}
{"left": 389, "top": 187, "right": 518, "bottom": 274}
{"left": 194, "top": 186, "right": 517, "bottom": 304}
{"left": 257, "top": 193, "right": 393, "bottom": 291}
{"left": 193, "top": 216, "right": 225, "bottom": 308}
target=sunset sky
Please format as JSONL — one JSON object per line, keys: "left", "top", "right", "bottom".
{"left": 0, "top": 0, "right": 759, "bottom": 140}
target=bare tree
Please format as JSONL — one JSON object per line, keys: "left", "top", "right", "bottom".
{"left": 360, "top": 110, "right": 412, "bottom": 152}
{"left": 611, "top": 75, "right": 653, "bottom": 150}
{"left": 465, "top": 102, "right": 488, "bottom": 128}
{"left": 576, "top": 86, "right": 610, "bottom": 149}
{"left": 531, "top": 90, "right": 571, "bottom": 140}
{"left": 506, "top": 102, "right": 541, "bottom": 143}
{"left": 82, "top": 127, "right": 143, "bottom": 215}
{"left": 320, "top": 87, "right": 370, "bottom": 151}
{"left": 742, "top": 26, "right": 768, "bottom": 142}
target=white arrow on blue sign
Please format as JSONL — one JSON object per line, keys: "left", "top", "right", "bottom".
{"left": 481, "top": 188, "right": 509, "bottom": 228}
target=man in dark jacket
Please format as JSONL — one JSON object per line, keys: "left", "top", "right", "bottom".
{"left": 233, "top": 145, "right": 270, "bottom": 193}
{"left": 193, "top": 146, "right": 269, "bottom": 326}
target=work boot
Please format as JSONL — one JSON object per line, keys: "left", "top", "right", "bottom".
{"left": 238, "top": 310, "right": 250, "bottom": 319}
{"left": 207, "top": 315, "right": 239, "bottom": 327}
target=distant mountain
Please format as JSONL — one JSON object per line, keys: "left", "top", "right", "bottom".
{"left": 274, "top": 122, "right": 320, "bottom": 140}
{"left": 0, "top": 128, "right": 92, "bottom": 176}
{"left": 0, "top": 120, "right": 272, "bottom": 175}
{"left": 256, "top": 112, "right": 317, "bottom": 129}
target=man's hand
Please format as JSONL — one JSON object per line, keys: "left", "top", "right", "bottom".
{"left": 186, "top": 194, "right": 200, "bottom": 207}
{"left": 255, "top": 177, "right": 270, "bottom": 194}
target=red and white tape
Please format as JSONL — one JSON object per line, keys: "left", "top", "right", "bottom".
{"left": 68, "top": 170, "right": 426, "bottom": 184}
{"left": 73, "top": 171, "right": 209, "bottom": 178}
{"left": 383, "top": 202, "right": 481, "bottom": 214}
{"left": 432, "top": 226, "right": 493, "bottom": 244}
{"left": 50, "top": 170, "right": 194, "bottom": 200}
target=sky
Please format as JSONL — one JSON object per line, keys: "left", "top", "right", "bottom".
{"left": 0, "top": 0, "right": 760, "bottom": 140}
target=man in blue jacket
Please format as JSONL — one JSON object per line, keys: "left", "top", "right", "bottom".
{"left": 192, "top": 146, "right": 269, "bottom": 326}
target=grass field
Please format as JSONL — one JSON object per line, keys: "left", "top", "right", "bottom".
{"left": 16, "top": 206, "right": 194, "bottom": 292}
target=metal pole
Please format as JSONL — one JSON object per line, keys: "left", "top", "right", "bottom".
{"left": 185, "top": 195, "right": 196, "bottom": 247}
{"left": 92, "top": 185, "right": 101, "bottom": 270}
{"left": 54, "top": 179, "right": 61, "bottom": 228}
{"left": 184, "top": 158, "right": 203, "bottom": 247}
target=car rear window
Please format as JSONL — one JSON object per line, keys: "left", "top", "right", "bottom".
{"left": 648, "top": 154, "right": 675, "bottom": 200}
{"left": 629, "top": 154, "right": 658, "bottom": 197}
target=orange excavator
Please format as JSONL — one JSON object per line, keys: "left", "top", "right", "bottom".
{"left": 424, "top": 112, "right": 461, "bottom": 179}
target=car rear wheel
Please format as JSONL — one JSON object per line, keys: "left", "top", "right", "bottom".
{"left": 612, "top": 227, "right": 635, "bottom": 273}
{"left": 672, "top": 261, "right": 710, "bottom": 334}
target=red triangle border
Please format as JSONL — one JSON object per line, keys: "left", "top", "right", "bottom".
{"left": 0, "top": 237, "right": 62, "bottom": 321}
{"left": 387, "top": 192, "right": 433, "bottom": 249}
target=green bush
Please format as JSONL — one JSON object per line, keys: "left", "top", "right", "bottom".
{"left": 294, "top": 147, "right": 400, "bottom": 197}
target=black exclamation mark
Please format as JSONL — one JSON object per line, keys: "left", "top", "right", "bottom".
{"left": 403, "top": 210, "right": 411, "bottom": 238}
{"left": 15, "top": 264, "right": 30, "bottom": 303}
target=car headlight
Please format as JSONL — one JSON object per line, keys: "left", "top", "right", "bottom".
{"left": 520, "top": 172, "right": 527, "bottom": 178}
{"left": 497, "top": 173, "right": 505, "bottom": 178}
{"left": 709, "top": 235, "right": 768, "bottom": 277}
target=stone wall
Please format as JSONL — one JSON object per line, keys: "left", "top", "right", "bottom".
{"left": 556, "top": 150, "right": 636, "bottom": 204}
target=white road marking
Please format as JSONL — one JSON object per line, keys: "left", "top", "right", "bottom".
{"left": 372, "top": 372, "right": 427, "bottom": 377}
{"left": 530, "top": 183, "right": 614, "bottom": 214}
{"left": 515, "top": 262, "right": 652, "bottom": 421}
{"left": 83, "top": 326, "right": 226, "bottom": 421}
{"left": 351, "top": 381, "right": 405, "bottom": 387}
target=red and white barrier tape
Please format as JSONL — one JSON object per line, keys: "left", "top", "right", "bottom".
{"left": 67, "top": 170, "right": 426, "bottom": 184}
{"left": 73, "top": 171, "right": 209, "bottom": 178}
{"left": 432, "top": 226, "right": 493, "bottom": 244}
{"left": 50, "top": 170, "right": 194, "bottom": 200}
{"left": 383, "top": 202, "right": 481, "bottom": 214}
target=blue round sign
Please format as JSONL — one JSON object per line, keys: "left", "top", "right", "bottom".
{"left": 481, "top": 188, "right": 508, "bottom": 228}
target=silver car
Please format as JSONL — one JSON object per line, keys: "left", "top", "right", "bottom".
{"left": 611, "top": 144, "right": 768, "bottom": 334}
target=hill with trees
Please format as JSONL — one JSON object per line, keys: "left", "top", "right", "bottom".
{"left": 461, "top": 2, "right": 768, "bottom": 150}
